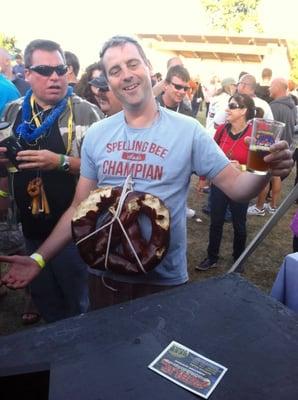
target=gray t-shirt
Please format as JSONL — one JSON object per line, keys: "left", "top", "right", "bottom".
{"left": 80, "top": 107, "right": 229, "bottom": 285}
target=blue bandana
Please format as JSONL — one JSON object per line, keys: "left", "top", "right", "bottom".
{"left": 17, "top": 86, "right": 73, "bottom": 143}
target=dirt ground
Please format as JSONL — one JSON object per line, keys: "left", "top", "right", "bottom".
{"left": 0, "top": 169, "right": 296, "bottom": 337}
{"left": 187, "top": 172, "right": 295, "bottom": 289}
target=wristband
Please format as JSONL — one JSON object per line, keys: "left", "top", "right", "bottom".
{"left": 0, "top": 190, "right": 8, "bottom": 198}
{"left": 58, "top": 154, "right": 65, "bottom": 169}
{"left": 30, "top": 253, "right": 46, "bottom": 269}
{"left": 58, "top": 154, "right": 70, "bottom": 172}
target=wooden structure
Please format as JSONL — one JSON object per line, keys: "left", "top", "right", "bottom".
{"left": 137, "top": 33, "right": 292, "bottom": 79}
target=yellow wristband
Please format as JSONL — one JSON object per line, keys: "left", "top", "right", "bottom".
{"left": 30, "top": 253, "right": 46, "bottom": 269}
{"left": 0, "top": 190, "right": 8, "bottom": 198}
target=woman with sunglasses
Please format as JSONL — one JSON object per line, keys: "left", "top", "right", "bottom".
{"left": 197, "top": 93, "right": 263, "bottom": 271}
{"left": 75, "top": 62, "right": 102, "bottom": 107}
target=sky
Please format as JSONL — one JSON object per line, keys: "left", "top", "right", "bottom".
{"left": 2, "top": 0, "right": 297, "bottom": 71}
{"left": 2, "top": 0, "right": 205, "bottom": 69}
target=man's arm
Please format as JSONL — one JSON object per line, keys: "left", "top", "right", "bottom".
{"left": 16, "top": 149, "right": 81, "bottom": 175}
{"left": 212, "top": 140, "right": 293, "bottom": 202}
{"left": 0, "top": 176, "right": 97, "bottom": 289}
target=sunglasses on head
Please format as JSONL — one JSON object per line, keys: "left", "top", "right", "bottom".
{"left": 28, "top": 64, "right": 68, "bottom": 76}
{"left": 228, "top": 102, "right": 242, "bottom": 110}
{"left": 170, "top": 82, "right": 190, "bottom": 92}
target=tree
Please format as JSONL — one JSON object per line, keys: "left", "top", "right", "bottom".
{"left": 288, "top": 41, "right": 298, "bottom": 84}
{"left": 201, "top": 0, "right": 263, "bottom": 34}
{"left": 0, "top": 33, "right": 21, "bottom": 56}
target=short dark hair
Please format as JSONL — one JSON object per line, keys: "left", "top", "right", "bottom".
{"left": 230, "top": 93, "right": 256, "bottom": 120}
{"left": 165, "top": 65, "right": 190, "bottom": 83}
{"left": 100, "top": 35, "right": 150, "bottom": 75}
{"left": 65, "top": 51, "right": 80, "bottom": 77}
{"left": 24, "top": 39, "right": 65, "bottom": 68}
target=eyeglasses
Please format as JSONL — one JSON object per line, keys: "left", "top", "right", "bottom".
{"left": 28, "top": 64, "right": 68, "bottom": 77}
{"left": 228, "top": 103, "right": 242, "bottom": 110}
{"left": 237, "top": 82, "right": 251, "bottom": 87}
{"left": 170, "top": 82, "right": 190, "bottom": 92}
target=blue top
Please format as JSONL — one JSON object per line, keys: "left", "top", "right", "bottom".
{"left": 81, "top": 107, "right": 229, "bottom": 285}
{"left": 0, "top": 74, "right": 20, "bottom": 117}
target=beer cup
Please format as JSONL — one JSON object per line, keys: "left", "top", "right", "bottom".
{"left": 247, "top": 118, "right": 285, "bottom": 175}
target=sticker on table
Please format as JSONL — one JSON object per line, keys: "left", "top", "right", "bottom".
{"left": 148, "top": 341, "right": 227, "bottom": 398}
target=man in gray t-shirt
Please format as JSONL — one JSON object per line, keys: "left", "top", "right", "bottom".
{"left": 0, "top": 36, "right": 293, "bottom": 312}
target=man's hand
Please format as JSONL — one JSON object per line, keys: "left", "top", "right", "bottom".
{"left": 264, "top": 140, "right": 293, "bottom": 178}
{"left": 0, "top": 255, "right": 41, "bottom": 289}
{"left": 16, "top": 149, "right": 60, "bottom": 170}
{"left": 244, "top": 138, "right": 293, "bottom": 179}
{"left": 0, "top": 146, "right": 10, "bottom": 166}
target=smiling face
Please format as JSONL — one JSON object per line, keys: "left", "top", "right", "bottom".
{"left": 25, "top": 49, "right": 68, "bottom": 107}
{"left": 163, "top": 76, "right": 189, "bottom": 107}
{"left": 102, "top": 42, "right": 153, "bottom": 111}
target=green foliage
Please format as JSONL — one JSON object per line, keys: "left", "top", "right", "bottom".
{"left": 288, "top": 41, "right": 298, "bottom": 84}
{"left": 201, "top": 0, "right": 263, "bottom": 33}
{"left": 0, "top": 33, "right": 21, "bottom": 56}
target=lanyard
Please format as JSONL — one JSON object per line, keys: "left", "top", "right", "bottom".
{"left": 30, "top": 95, "right": 73, "bottom": 155}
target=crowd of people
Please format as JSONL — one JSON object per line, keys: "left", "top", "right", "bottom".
{"left": 0, "top": 36, "right": 295, "bottom": 328}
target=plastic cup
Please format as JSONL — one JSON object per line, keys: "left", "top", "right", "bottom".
{"left": 247, "top": 118, "right": 285, "bottom": 175}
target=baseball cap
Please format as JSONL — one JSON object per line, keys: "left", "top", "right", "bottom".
{"left": 221, "top": 77, "right": 236, "bottom": 87}
{"left": 89, "top": 74, "right": 109, "bottom": 90}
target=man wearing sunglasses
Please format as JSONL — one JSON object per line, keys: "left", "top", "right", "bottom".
{"left": 0, "top": 39, "right": 102, "bottom": 323}
{"left": 156, "top": 65, "right": 192, "bottom": 116}
{"left": 0, "top": 36, "right": 293, "bottom": 312}
{"left": 156, "top": 65, "right": 195, "bottom": 219}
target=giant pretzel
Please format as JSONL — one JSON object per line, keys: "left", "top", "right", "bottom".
{"left": 71, "top": 185, "right": 170, "bottom": 274}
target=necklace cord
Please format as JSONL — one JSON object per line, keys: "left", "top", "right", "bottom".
{"left": 17, "top": 87, "right": 73, "bottom": 154}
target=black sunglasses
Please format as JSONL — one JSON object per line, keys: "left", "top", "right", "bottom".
{"left": 28, "top": 64, "right": 68, "bottom": 77}
{"left": 94, "top": 86, "right": 110, "bottom": 93}
{"left": 170, "top": 82, "right": 190, "bottom": 92}
{"left": 228, "top": 103, "right": 243, "bottom": 110}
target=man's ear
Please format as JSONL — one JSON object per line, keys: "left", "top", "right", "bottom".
{"left": 24, "top": 68, "right": 30, "bottom": 81}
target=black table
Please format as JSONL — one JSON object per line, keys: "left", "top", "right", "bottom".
{"left": 1, "top": 273, "right": 298, "bottom": 400}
